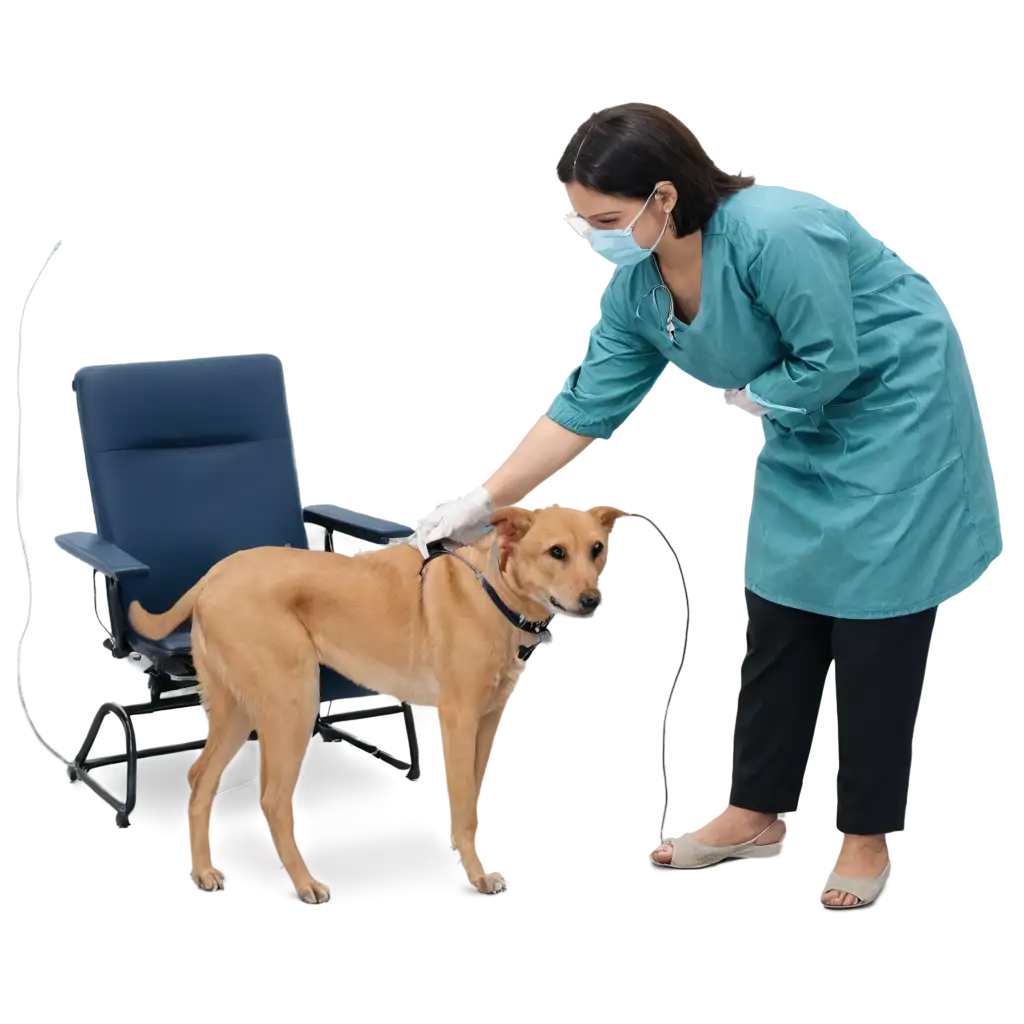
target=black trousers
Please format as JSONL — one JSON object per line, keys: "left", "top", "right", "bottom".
{"left": 729, "top": 589, "right": 937, "bottom": 835}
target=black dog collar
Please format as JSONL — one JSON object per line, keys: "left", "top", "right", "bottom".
{"left": 420, "top": 541, "right": 553, "bottom": 661}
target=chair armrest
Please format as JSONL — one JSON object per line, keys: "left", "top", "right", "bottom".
{"left": 55, "top": 532, "right": 150, "bottom": 579}
{"left": 303, "top": 504, "right": 414, "bottom": 546}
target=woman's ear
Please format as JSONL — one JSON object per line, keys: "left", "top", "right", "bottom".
{"left": 655, "top": 180, "right": 678, "bottom": 215}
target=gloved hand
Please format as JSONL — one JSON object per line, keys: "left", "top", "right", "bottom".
{"left": 410, "top": 485, "right": 495, "bottom": 556}
{"left": 724, "top": 387, "right": 770, "bottom": 417}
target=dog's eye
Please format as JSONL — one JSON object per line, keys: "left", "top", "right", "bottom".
{"left": 591, "top": 542, "right": 604, "bottom": 559}
{"left": 550, "top": 546, "right": 566, "bottom": 561}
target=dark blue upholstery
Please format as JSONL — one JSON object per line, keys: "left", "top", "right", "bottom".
{"left": 65, "top": 353, "right": 388, "bottom": 702}
{"left": 74, "top": 355, "right": 308, "bottom": 613}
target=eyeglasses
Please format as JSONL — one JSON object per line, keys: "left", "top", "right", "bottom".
{"left": 561, "top": 188, "right": 655, "bottom": 239}
{"left": 561, "top": 207, "right": 593, "bottom": 239}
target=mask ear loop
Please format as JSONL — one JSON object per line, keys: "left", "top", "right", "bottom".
{"left": 647, "top": 195, "right": 676, "bottom": 339}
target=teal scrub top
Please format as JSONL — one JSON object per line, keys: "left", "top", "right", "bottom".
{"left": 547, "top": 185, "right": 1002, "bottom": 619}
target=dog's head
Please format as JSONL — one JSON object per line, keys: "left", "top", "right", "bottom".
{"left": 489, "top": 504, "right": 628, "bottom": 618}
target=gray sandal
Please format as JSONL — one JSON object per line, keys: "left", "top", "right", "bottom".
{"left": 647, "top": 815, "right": 790, "bottom": 872}
{"left": 821, "top": 861, "right": 891, "bottom": 909}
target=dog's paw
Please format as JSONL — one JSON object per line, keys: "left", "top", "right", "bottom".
{"left": 297, "top": 879, "right": 331, "bottom": 904}
{"left": 473, "top": 876, "right": 505, "bottom": 892}
{"left": 191, "top": 867, "right": 225, "bottom": 891}
{"left": 468, "top": 864, "right": 507, "bottom": 897}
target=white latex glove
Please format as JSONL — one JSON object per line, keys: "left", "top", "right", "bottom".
{"left": 410, "top": 485, "right": 495, "bottom": 556}
{"left": 724, "top": 387, "right": 770, "bottom": 417}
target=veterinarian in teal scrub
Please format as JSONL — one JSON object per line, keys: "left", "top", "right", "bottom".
{"left": 411, "top": 103, "right": 1002, "bottom": 908}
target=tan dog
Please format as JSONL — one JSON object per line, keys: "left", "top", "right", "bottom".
{"left": 129, "top": 504, "right": 626, "bottom": 902}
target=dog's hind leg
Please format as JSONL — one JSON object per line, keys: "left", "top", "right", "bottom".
{"left": 187, "top": 669, "right": 253, "bottom": 892}
{"left": 253, "top": 666, "right": 329, "bottom": 904}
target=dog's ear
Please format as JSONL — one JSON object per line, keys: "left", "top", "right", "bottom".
{"left": 588, "top": 506, "right": 629, "bottom": 531}
{"left": 490, "top": 506, "right": 536, "bottom": 545}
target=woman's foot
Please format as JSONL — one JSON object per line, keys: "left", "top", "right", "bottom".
{"left": 822, "top": 834, "right": 889, "bottom": 907}
{"left": 650, "top": 805, "right": 785, "bottom": 864}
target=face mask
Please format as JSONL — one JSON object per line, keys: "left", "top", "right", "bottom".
{"left": 583, "top": 189, "right": 671, "bottom": 266}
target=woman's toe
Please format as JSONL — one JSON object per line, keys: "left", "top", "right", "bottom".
{"left": 651, "top": 843, "right": 672, "bottom": 864}
{"left": 823, "top": 889, "right": 859, "bottom": 907}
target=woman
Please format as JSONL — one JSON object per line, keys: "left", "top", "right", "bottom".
{"left": 411, "top": 103, "right": 1001, "bottom": 908}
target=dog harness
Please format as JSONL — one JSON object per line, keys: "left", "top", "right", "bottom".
{"left": 420, "top": 541, "right": 553, "bottom": 661}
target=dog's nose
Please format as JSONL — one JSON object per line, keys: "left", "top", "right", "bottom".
{"left": 579, "top": 592, "right": 601, "bottom": 614}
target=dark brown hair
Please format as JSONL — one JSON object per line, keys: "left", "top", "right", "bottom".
{"left": 557, "top": 103, "right": 754, "bottom": 236}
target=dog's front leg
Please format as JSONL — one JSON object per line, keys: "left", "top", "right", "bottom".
{"left": 474, "top": 703, "right": 506, "bottom": 801}
{"left": 438, "top": 701, "right": 505, "bottom": 894}
{"left": 466, "top": 704, "right": 505, "bottom": 856}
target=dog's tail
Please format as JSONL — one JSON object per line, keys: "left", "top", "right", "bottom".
{"left": 128, "top": 583, "right": 201, "bottom": 640}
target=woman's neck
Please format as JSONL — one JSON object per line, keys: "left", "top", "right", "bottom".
{"left": 654, "top": 228, "right": 702, "bottom": 277}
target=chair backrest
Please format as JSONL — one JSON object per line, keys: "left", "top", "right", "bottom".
{"left": 73, "top": 354, "right": 308, "bottom": 614}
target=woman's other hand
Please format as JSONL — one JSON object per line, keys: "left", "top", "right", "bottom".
{"left": 724, "top": 387, "right": 770, "bottom": 417}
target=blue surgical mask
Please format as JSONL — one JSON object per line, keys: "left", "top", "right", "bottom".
{"left": 566, "top": 188, "right": 671, "bottom": 266}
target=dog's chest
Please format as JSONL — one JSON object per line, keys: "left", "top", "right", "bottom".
{"left": 485, "top": 660, "right": 525, "bottom": 713}
{"left": 409, "top": 661, "right": 521, "bottom": 712}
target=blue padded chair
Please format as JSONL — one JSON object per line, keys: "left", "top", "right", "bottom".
{"left": 56, "top": 353, "right": 419, "bottom": 827}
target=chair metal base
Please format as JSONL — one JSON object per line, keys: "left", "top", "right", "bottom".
{"left": 68, "top": 677, "right": 420, "bottom": 827}
{"left": 315, "top": 703, "right": 420, "bottom": 780}
{"left": 67, "top": 692, "right": 205, "bottom": 827}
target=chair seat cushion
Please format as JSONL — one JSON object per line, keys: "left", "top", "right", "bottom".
{"left": 129, "top": 626, "right": 192, "bottom": 663}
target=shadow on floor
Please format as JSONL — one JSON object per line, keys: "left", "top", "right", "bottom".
{"left": 65, "top": 733, "right": 460, "bottom": 901}
{"left": 220, "top": 823, "right": 456, "bottom": 905}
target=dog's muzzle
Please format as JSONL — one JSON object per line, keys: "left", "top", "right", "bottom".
{"left": 551, "top": 593, "right": 601, "bottom": 617}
